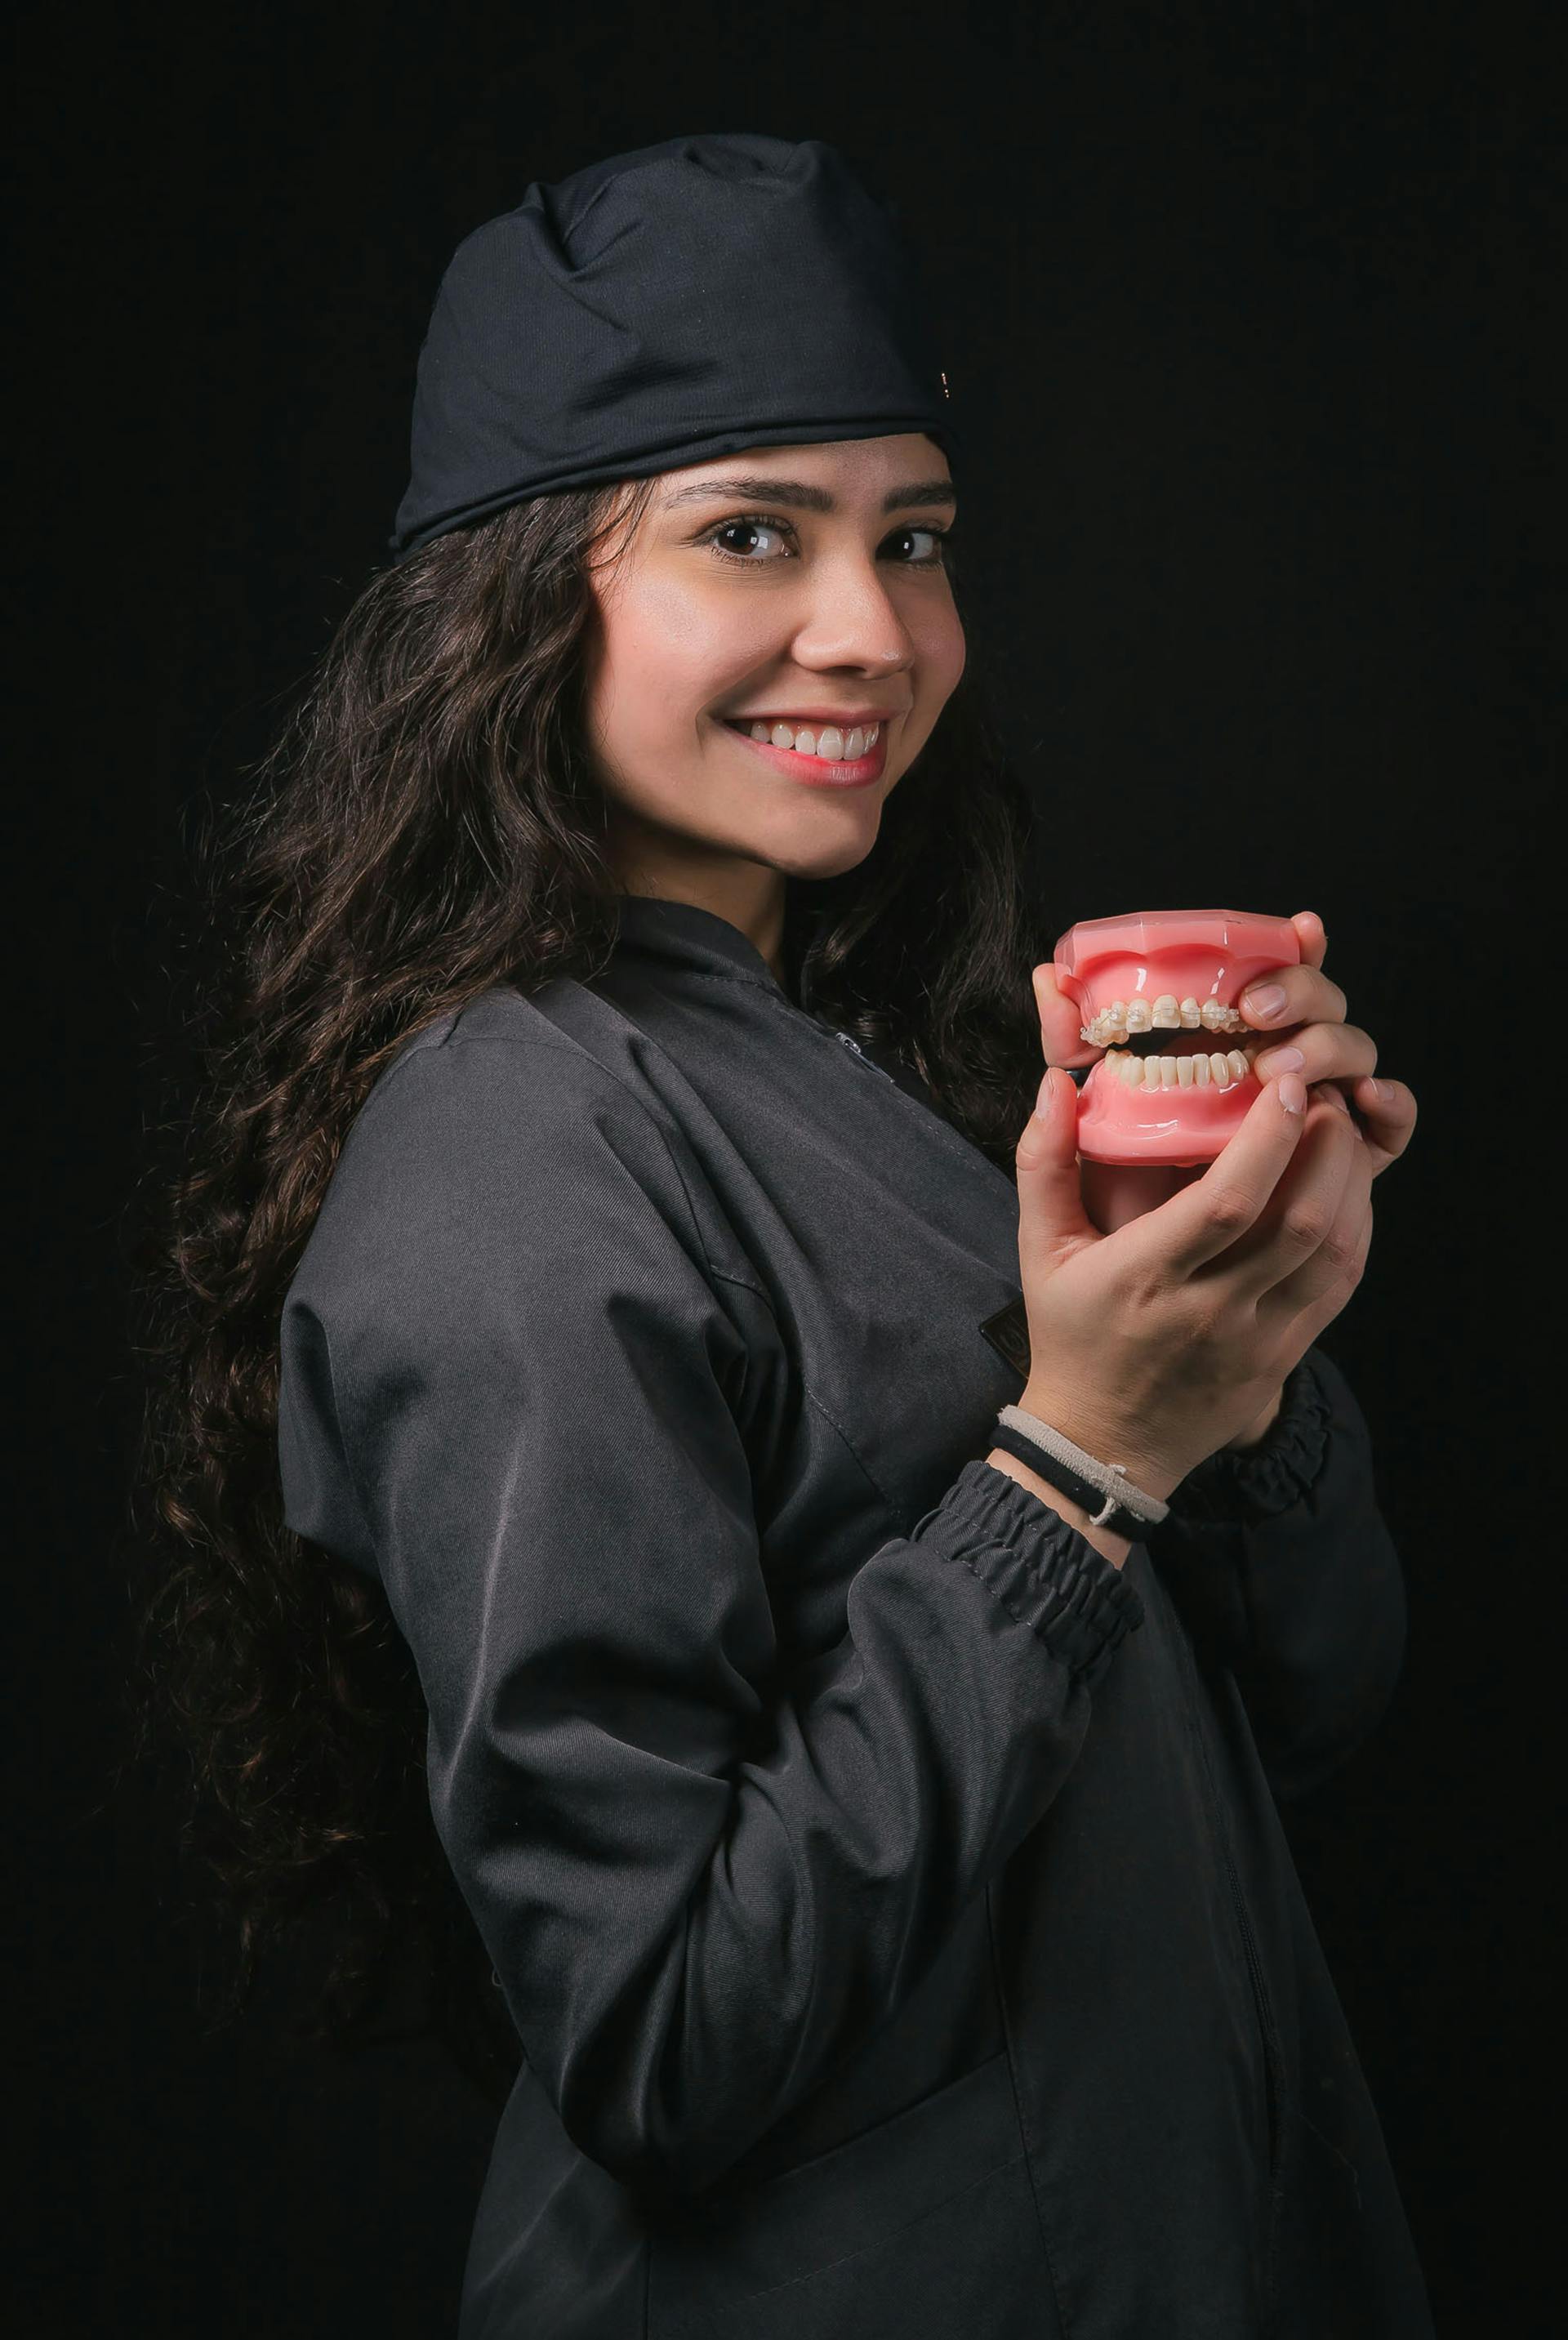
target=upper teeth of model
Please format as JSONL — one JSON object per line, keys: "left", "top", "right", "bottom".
{"left": 1080, "top": 992, "right": 1250, "bottom": 1045}
{"left": 744, "top": 720, "right": 880, "bottom": 760}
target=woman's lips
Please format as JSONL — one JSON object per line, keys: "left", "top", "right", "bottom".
{"left": 721, "top": 718, "right": 888, "bottom": 787}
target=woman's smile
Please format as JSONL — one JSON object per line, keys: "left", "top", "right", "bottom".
{"left": 719, "top": 714, "right": 889, "bottom": 787}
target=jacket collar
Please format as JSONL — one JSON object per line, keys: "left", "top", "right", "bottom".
{"left": 613, "top": 892, "right": 822, "bottom": 1011}
{"left": 610, "top": 892, "right": 952, "bottom": 1125}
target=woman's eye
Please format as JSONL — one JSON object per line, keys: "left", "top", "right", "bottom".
{"left": 889, "top": 524, "right": 950, "bottom": 566}
{"left": 706, "top": 517, "right": 791, "bottom": 562}
{"left": 701, "top": 515, "right": 954, "bottom": 568}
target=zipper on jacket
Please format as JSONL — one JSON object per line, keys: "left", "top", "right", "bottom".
{"left": 808, "top": 1014, "right": 992, "bottom": 1175}
{"left": 833, "top": 1027, "right": 893, "bottom": 1078}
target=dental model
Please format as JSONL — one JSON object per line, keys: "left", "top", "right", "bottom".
{"left": 1053, "top": 908, "right": 1303, "bottom": 1166}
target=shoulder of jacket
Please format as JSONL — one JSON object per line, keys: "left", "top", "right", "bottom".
{"left": 328, "top": 987, "right": 770, "bottom": 1303}
{"left": 354, "top": 984, "right": 648, "bottom": 1137}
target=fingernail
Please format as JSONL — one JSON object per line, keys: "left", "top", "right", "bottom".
{"left": 1280, "top": 1072, "right": 1307, "bottom": 1114}
{"left": 1244, "top": 983, "right": 1288, "bottom": 1020}
{"left": 1371, "top": 1078, "right": 1396, "bottom": 1103}
{"left": 1256, "top": 1045, "right": 1304, "bottom": 1077}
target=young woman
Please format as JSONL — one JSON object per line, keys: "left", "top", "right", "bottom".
{"left": 133, "top": 138, "right": 1430, "bottom": 2337}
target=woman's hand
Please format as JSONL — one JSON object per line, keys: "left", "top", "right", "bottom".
{"left": 1011, "top": 1064, "right": 1370, "bottom": 1496}
{"left": 1029, "top": 909, "right": 1419, "bottom": 1449}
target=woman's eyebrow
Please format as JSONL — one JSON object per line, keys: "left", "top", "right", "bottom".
{"left": 662, "top": 475, "right": 956, "bottom": 514}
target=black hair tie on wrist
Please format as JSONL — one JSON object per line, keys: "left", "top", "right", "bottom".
{"left": 989, "top": 1415, "right": 1166, "bottom": 1545}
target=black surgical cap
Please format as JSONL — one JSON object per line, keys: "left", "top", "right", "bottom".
{"left": 390, "top": 131, "right": 960, "bottom": 560}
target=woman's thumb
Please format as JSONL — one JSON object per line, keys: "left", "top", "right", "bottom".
{"left": 1016, "top": 1066, "right": 1100, "bottom": 1266}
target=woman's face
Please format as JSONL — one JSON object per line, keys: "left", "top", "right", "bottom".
{"left": 580, "top": 432, "right": 964, "bottom": 929}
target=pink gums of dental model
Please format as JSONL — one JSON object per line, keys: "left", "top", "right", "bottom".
{"left": 1053, "top": 908, "right": 1303, "bottom": 1167}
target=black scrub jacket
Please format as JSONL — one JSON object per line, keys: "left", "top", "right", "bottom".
{"left": 278, "top": 895, "right": 1435, "bottom": 2338}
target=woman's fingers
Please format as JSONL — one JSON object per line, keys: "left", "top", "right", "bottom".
{"left": 1253, "top": 1019, "right": 1379, "bottom": 1087}
{"left": 1120, "top": 1069, "right": 1311, "bottom": 1278}
{"left": 1349, "top": 1072, "right": 1419, "bottom": 1176}
{"left": 1015, "top": 1065, "right": 1104, "bottom": 1269}
{"left": 1279, "top": 1188, "right": 1375, "bottom": 1344}
{"left": 1237, "top": 960, "right": 1348, "bottom": 1037}
{"left": 1031, "top": 961, "right": 1103, "bottom": 1070}
{"left": 1290, "top": 909, "right": 1329, "bottom": 971}
{"left": 1254, "top": 1099, "right": 1376, "bottom": 1323}
{"left": 1204, "top": 1088, "right": 1362, "bottom": 1299}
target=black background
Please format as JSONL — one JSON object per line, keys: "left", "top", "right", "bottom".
{"left": 13, "top": 3, "right": 1558, "bottom": 2332}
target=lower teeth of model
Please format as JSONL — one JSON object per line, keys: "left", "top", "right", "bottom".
{"left": 1109, "top": 1049, "right": 1254, "bottom": 1089}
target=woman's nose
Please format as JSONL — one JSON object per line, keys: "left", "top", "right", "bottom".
{"left": 792, "top": 559, "right": 918, "bottom": 669}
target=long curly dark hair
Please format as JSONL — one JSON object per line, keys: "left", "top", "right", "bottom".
{"left": 126, "top": 471, "right": 1054, "bottom": 2115}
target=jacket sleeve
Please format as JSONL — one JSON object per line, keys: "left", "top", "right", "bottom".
{"left": 276, "top": 1027, "right": 1145, "bottom": 2201}
{"left": 1143, "top": 1344, "right": 1409, "bottom": 1803}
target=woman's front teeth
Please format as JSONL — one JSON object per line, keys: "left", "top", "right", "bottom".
{"left": 748, "top": 720, "right": 879, "bottom": 760}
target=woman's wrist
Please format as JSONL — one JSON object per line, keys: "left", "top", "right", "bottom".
{"left": 1165, "top": 1355, "right": 1334, "bottom": 1526}
{"left": 984, "top": 1446, "right": 1133, "bottom": 1571}
{"left": 1014, "top": 1382, "right": 1182, "bottom": 1505}
{"left": 1222, "top": 1382, "right": 1286, "bottom": 1452}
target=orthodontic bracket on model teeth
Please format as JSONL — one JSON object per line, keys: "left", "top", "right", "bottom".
{"left": 1080, "top": 992, "right": 1266, "bottom": 1092}
{"left": 1082, "top": 992, "right": 1250, "bottom": 1045}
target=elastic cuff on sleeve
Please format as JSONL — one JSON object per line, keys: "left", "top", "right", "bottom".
{"left": 1167, "top": 1351, "right": 1334, "bottom": 1526}
{"left": 911, "top": 1457, "right": 1146, "bottom": 1690}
